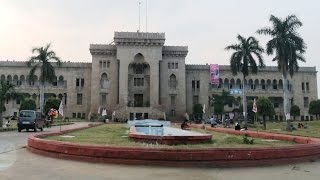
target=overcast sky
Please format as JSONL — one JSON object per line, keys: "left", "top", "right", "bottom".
{"left": 0, "top": 0, "right": 319, "bottom": 96}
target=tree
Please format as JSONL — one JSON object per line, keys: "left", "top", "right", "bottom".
{"left": 27, "top": 43, "right": 62, "bottom": 113}
{"left": 257, "top": 14, "right": 306, "bottom": 130}
{"left": 256, "top": 97, "right": 275, "bottom": 130}
{"left": 0, "top": 81, "right": 15, "bottom": 127}
{"left": 44, "top": 97, "right": 60, "bottom": 115}
{"left": 209, "top": 90, "right": 235, "bottom": 120}
{"left": 309, "top": 100, "right": 320, "bottom": 120}
{"left": 193, "top": 104, "right": 203, "bottom": 123}
{"left": 20, "top": 98, "right": 37, "bottom": 111}
{"left": 225, "top": 35, "right": 265, "bottom": 126}
{"left": 290, "top": 105, "right": 300, "bottom": 121}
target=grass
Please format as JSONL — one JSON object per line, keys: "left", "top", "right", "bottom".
{"left": 249, "top": 120, "right": 320, "bottom": 138}
{"left": 45, "top": 124, "right": 295, "bottom": 149}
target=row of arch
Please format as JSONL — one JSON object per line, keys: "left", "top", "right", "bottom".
{"left": 212, "top": 78, "right": 290, "bottom": 90}
{"left": 1, "top": 74, "right": 65, "bottom": 86}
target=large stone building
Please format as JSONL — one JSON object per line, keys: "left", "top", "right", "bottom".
{"left": 0, "top": 31, "right": 318, "bottom": 121}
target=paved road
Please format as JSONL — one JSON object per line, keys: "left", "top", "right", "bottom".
{"left": 1, "top": 122, "right": 320, "bottom": 180}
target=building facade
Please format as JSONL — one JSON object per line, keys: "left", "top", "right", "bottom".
{"left": 0, "top": 31, "right": 318, "bottom": 121}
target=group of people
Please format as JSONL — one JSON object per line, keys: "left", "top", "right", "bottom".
{"left": 298, "top": 122, "right": 309, "bottom": 129}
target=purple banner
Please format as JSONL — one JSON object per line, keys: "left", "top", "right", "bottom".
{"left": 210, "top": 64, "right": 220, "bottom": 84}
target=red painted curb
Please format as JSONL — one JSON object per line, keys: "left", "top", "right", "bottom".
{"left": 27, "top": 124, "right": 320, "bottom": 167}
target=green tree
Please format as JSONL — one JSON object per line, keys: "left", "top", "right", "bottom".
{"left": 257, "top": 15, "right": 306, "bottom": 130}
{"left": 27, "top": 43, "right": 62, "bottom": 113}
{"left": 290, "top": 105, "right": 300, "bottom": 121}
{"left": 309, "top": 100, "right": 320, "bottom": 120}
{"left": 257, "top": 97, "right": 275, "bottom": 130}
{"left": 0, "top": 81, "right": 15, "bottom": 127}
{"left": 44, "top": 97, "right": 60, "bottom": 115}
{"left": 209, "top": 90, "right": 235, "bottom": 120}
{"left": 193, "top": 104, "right": 203, "bottom": 123}
{"left": 19, "top": 98, "right": 37, "bottom": 111}
{"left": 225, "top": 35, "right": 265, "bottom": 126}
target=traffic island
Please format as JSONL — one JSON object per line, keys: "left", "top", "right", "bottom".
{"left": 27, "top": 124, "right": 320, "bottom": 167}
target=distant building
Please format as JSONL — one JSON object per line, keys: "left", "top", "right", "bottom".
{"left": 0, "top": 32, "right": 318, "bottom": 121}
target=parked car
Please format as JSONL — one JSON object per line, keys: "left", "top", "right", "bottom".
{"left": 17, "top": 110, "right": 45, "bottom": 132}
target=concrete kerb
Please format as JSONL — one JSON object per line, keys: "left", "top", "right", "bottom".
{"left": 27, "top": 123, "right": 320, "bottom": 167}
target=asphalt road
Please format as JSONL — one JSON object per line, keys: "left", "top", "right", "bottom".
{"left": 1, "top": 122, "right": 320, "bottom": 180}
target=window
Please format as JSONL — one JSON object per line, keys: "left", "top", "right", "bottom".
{"left": 16, "top": 97, "right": 21, "bottom": 104}
{"left": 175, "top": 63, "right": 178, "bottom": 69}
{"left": 73, "top": 113, "right": 76, "bottom": 118}
{"left": 134, "top": 78, "right": 144, "bottom": 86}
{"left": 77, "top": 113, "right": 81, "bottom": 118}
{"left": 302, "top": 82, "right": 305, "bottom": 91}
{"left": 107, "top": 61, "right": 110, "bottom": 68}
{"left": 306, "top": 82, "right": 309, "bottom": 91}
{"left": 170, "top": 95, "right": 176, "bottom": 106}
{"left": 192, "top": 80, "right": 195, "bottom": 89}
{"left": 168, "top": 63, "right": 171, "bottom": 69}
{"left": 193, "top": 95, "right": 199, "bottom": 104}
{"left": 99, "top": 61, "right": 102, "bottom": 68}
{"left": 304, "top": 97, "right": 309, "bottom": 108}
{"left": 171, "top": 63, "right": 174, "bottom": 69}
{"left": 262, "top": 84, "right": 266, "bottom": 90}
{"left": 169, "top": 74, "right": 177, "bottom": 89}
{"left": 274, "top": 103, "right": 279, "bottom": 108}
{"left": 77, "top": 93, "right": 83, "bottom": 105}
{"left": 76, "top": 78, "right": 80, "bottom": 87}
{"left": 103, "top": 61, "right": 106, "bottom": 68}
{"left": 196, "top": 80, "right": 200, "bottom": 89}
{"left": 81, "top": 78, "right": 84, "bottom": 87}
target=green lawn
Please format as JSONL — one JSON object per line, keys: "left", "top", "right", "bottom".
{"left": 248, "top": 120, "right": 320, "bottom": 138}
{"left": 45, "top": 124, "right": 295, "bottom": 149}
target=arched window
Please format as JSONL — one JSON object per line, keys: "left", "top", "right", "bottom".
{"left": 32, "top": 93, "right": 37, "bottom": 100}
{"left": 278, "top": 79, "right": 283, "bottom": 89}
{"left": 100, "top": 73, "right": 109, "bottom": 89}
{"left": 169, "top": 74, "right": 177, "bottom": 89}
{"left": 58, "top": 76, "right": 64, "bottom": 86}
{"left": 248, "top": 79, "right": 254, "bottom": 89}
{"left": 224, "top": 78, "right": 229, "bottom": 89}
{"left": 20, "top": 75, "right": 25, "bottom": 85}
{"left": 273, "top": 79, "right": 278, "bottom": 90}
{"left": 230, "top": 79, "right": 235, "bottom": 89}
{"left": 267, "top": 79, "right": 271, "bottom": 90}
{"left": 261, "top": 79, "right": 266, "bottom": 90}
{"left": 0, "top": 75, "right": 5, "bottom": 82}
{"left": 254, "top": 79, "right": 259, "bottom": 90}
{"left": 13, "top": 75, "right": 19, "bottom": 86}
{"left": 236, "top": 79, "right": 242, "bottom": 89}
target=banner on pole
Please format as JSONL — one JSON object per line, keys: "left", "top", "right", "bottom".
{"left": 210, "top": 64, "right": 220, "bottom": 84}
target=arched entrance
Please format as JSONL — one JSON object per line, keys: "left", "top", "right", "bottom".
{"left": 127, "top": 53, "right": 150, "bottom": 107}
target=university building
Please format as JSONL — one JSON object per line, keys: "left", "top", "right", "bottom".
{"left": 0, "top": 31, "right": 318, "bottom": 121}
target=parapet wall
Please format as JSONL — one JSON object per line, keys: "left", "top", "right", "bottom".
{"left": 27, "top": 124, "right": 320, "bottom": 167}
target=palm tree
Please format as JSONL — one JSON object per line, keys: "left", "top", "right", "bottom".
{"left": 225, "top": 35, "right": 265, "bottom": 127}
{"left": 257, "top": 15, "right": 306, "bottom": 129}
{"left": 0, "top": 81, "right": 15, "bottom": 127}
{"left": 27, "top": 43, "right": 62, "bottom": 113}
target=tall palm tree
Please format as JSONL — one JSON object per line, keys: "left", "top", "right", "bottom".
{"left": 0, "top": 81, "right": 15, "bottom": 127}
{"left": 27, "top": 43, "right": 62, "bottom": 113}
{"left": 225, "top": 35, "right": 265, "bottom": 126}
{"left": 257, "top": 15, "right": 306, "bottom": 129}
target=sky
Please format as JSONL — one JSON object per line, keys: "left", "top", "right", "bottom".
{"left": 0, "top": 0, "right": 319, "bottom": 96}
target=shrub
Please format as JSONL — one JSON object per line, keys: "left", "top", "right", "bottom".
{"left": 243, "top": 134, "right": 255, "bottom": 144}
